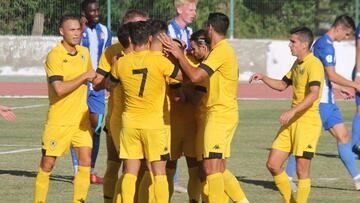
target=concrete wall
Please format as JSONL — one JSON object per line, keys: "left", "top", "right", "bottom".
{"left": 0, "top": 36, "right": 356, "bottom": 80}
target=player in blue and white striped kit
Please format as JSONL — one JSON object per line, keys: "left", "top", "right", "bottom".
{"left": 286, "top": 15, "right": 360, "bottom": 191}
{"left": 70, "top": 0, "right": 112, "bottom": 184}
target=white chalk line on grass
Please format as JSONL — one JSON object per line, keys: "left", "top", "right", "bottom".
{"left": 0, "top": 147, "right": 40, "bottom": 155}
{"left": 12, "top": 104, "right": 47, "bottom": 110}
{"left": 0, "top": 144, "right": 41, "bottom": 147}
{"left": 0, "top": 95, "right": 48, "bottom": 99}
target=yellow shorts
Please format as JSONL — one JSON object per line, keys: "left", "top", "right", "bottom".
{"left": 195, "top": 114, "right": 206, "bottom": 161}
{"left": 272, "top": 120, "right": 322, "bottom": 159}
{"left": 170, "top": 121, "right": 197, "bottom": 160}
{"left": 42, "top": 124, "right": 92, "bottom": 156}
{"left": 203, "top": 121, "right": 237, "bottom": 159}
{"left": 119, "top": 127, "right": 170, "bottom": 162}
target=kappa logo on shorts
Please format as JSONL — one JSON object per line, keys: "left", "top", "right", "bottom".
{"left": 164, "top": 147, "right": 168, "bottom": 151}
{"left": 213, "top": 145, "right": 220, "bottom": 150}
{"left": 63, "top": 59, "right": 68, "bottom": 63}
{"left": 306, "top": 145, "right": 312, "bottom": 149}
{"left": 49, "top": 139, "right": 57, "bottom": 149}
{"left": 77, "top": 198, "right": 85, "bottom": 203}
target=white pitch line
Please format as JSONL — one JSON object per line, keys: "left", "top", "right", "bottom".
{"left": 0, "top": 147, "right": 40, "bottom": 155}
{"left": 12, "top": 104, "right": 47, "bottom": 110}
{"left": 0, "top": 144, "right": 41, "bottom": 147}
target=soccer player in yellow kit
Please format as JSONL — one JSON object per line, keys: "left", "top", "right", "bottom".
{"left": 249, "top": 27, "right": 324, "bottom": 203}
{"left": 108, "top": 21, "right": 182, "bottom": 203}
{"left": 34, "top": 15, "right": 96, "bottom": 203}
{"left": 160, "top": 12, "right": 248, "bottom": 203}
{"left": 92, "top": 9, "right": 148, "bottom": 203}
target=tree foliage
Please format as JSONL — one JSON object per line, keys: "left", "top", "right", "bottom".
{"left": 0, "top": 0, "right": 356, "bottom": 38}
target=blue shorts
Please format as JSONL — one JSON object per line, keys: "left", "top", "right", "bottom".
{"left": 351, "top": 68, "right": 360, "bottom": 106}
{"left": 87, "top": 81, "right": 105, "bottom": 114}
{"left": 319, "top": 103, "right": 344, "bottom": 130}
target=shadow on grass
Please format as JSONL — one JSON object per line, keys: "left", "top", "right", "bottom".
{"left": 311, "top": 184, "right": 353, "bottom": 191}
{"left": 0, "top": 169, "right": 73, "bottom": 183}
{"left": 236, "top": 176, "right": 277, "bottom": 191}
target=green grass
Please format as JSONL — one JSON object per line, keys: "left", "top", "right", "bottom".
{"left": 1, "top": 98, "right": 360, "bottom": 202}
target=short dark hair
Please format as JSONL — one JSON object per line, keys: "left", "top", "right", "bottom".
{"left": 122, "top": 9, "right": 149, "bottom": 24}
{"left": 59, "top": 14, "right": 80, "bottom": 28}
{"left": 290, "top": 26, "right": 314, "bottom": 49}
{"left": 332, "top": 14, "right": 356, "bottom": 31}
{"left": 117, "top": 23, "right": 131, "bottom": 49}
{"left": 190, "top": 29, "right": 210, "bottom": 49}
{"left": 81, "top": 0, "right": 98, "bottom": 11}
{"left": 207, "top": 12, "right": 229, "bottom": 35}
{"left": 128, "top": 21, "right": 151, "bottom": 46}
{"left": 150, "top": 19, "right": 168, "bottom": 36}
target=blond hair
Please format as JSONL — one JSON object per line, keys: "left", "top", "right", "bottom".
{"left": 174, "top": 0, "right": 198, "bottom": 8}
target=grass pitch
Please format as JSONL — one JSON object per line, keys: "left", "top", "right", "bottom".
{"left": 0, "top": 98, "right": 360, "bottom": 202}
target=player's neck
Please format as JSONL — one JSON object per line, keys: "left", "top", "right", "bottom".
{"left": 86, "top": 21, "right": 97, "bottom": 29}
{"left": 175, "top": 16, "right": 187, "bottom": 29}
{"left": 211, "top": 34, "right": 225, "bottom": 48}
{"left": 61, "top": 40, "right": 77, "bottom": 54}
{"left": 326, "top": 29, "right": 336, "bottom": 41}
{"left": 134, "top": 43, "right": 149, "bottom": 52}
{"left": 297, "top": 50, "right": 310, "bottom": 61}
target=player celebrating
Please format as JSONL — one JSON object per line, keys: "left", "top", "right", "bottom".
{"left": 285, "top": 15, "right": 360, "bottom": 191}
{"left": 34, "top": 15, "right": 96, "bottom": 203}
{"left": 108, "top": 21, "right": 182, "bottom": 203}
{"left": 250, "top": 27, "right": 324, "bottom": 203}
{"left": 160, "top": 12, "right": 248, "bottom": 203}
{"left": 69, "top": 0, "right": 112, "bottom": 184}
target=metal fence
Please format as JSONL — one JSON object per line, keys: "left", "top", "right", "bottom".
{"left": 0, "top": 0, "right": 357, "bottom": 38}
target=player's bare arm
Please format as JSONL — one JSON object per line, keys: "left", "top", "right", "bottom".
{"left": 0, "top": 105, "right": 16, "bottom": 121}
{"left": 92, "top": 73, "right": 105, "bottom": 91}
{"left": 279, "top": 85, "right": 320, "bottom": 125}
{"left": 159, "top": 33, "right": 207, "bottom": 83}
{"left": 104, "top": 76, "right": 118, "bottom": 92}
{"left": 326, "top": 66, "right": 360, "bottom": 91}
{"left": 249, "top": 73, "right": 288, "bottom": 91}
{"left": 51, "top": 69, "right": 96, "bottom": 97}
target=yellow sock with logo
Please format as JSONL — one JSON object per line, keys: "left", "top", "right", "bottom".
{"left": 188, "top": 167, "right": 202, "bottom": 202}
{"left": 154, "top": 175, "right": 169, "bottom": 203}
{"left": 121, "top": 173, "right": 137, "bottom": 203}
{"left": 166, "top": 168, "right": 176, "bottom": 198}
{"left": 206, "top": 173, "right": 224, "bottom": 203}
{"left": 201, "top": 181, "right": 209, "bottom": 203}
{"left": 73, "top": 166, "right": 90, "bottom": 203}
{"left": 34, "top": 167, "right": 51, "bottom": 203}
{"left": 103, "top": 160, "right": 121, "bottom": 203}
{"left": 296, "top": 179, "right": 311, "bottom": 203}
{"left": 273, "top": 171, "right": 293, "bottom": 203}
{"left": 223, "top": 169, "right": 248, "bottom": 202}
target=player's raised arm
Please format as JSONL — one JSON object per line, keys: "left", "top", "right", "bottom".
{"left": 249, "top": 72, "right": 290, "bottom": 92}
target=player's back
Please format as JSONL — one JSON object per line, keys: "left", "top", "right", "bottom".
{"left": 113, "top": 50, "right": 177, "bottom": 129}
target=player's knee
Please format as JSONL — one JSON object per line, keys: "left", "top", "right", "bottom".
{"left": 41, "top": 160, "right": 55, "bottom": 172}
{"left": 266, "top": 160, "right": 280, "bottom": 174}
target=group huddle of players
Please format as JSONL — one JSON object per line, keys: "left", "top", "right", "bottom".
{"left": 33, "top": 2, "right": 248, "bottom": 202}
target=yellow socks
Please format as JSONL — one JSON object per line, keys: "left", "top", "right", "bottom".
{"left": 154, "top": 175, "right": 169, "bottom": 203}
{"left": 34, "top": 167, "right": 51, "bottom": 203}
{"left": 166, "top": 168, "right": 176, "bottom": 198}
{"left": 223, "top": 169, "right": 248, "bottom": 202}
{"left": 112, "top": 175, "right": 123, "bottom": 203}
{"left": 188, "top": 167, "right": 202, "bottom": 202}
{"left": 73, "top": 166, "right": 90, "bottom": 203}
{"left": 273, "top": 171, "right": 293, "bottom": 203}
{"left": 296, "top": 179, "right": 311, "bottom": 203}
{"left": 138, "top": 170, "right": 154, "bottom": 203}
{"left": 103, "top": 161, "right": 121, "bottom": 203}
{"left": 201, "top": 181, "right": 209, "bottom": 203}
{"left": 206, "top": 173, "right": 224, "bottom": 203}
{"left": 121, "top": 173, "right": 137, "bottom": 203}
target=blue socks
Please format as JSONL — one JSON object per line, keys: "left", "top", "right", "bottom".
{"left": 352, "top": 114, "right": 360, "bottom": 152}
{"left": 338, "top": 142, "right": 359, "bottom": 178}
{"left": 285, "top": 154, "right": 296, "bottom": 179}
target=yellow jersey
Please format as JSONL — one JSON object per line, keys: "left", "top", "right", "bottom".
{"left": 97, "top": 42, "right": 125, "bottom": 125}
{"left": 45, "top": 43, "right": 92, "bottom": 126}
{"left": 111, "top": 50, "right": 179, "bottom": 129}
{"left": 199, "top": 39, "right": 238, "bottom": 123}
{"left": 283, "top": 52, "right": 324, "bottom": 124}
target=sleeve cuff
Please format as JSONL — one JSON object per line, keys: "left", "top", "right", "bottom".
{"left": 169, "top": 83, "right": 182, "bottom": 89}
{"left": 110, "top": 74, "right": 120, "bottom": 83}
{"left": 48, "top": 75, "right": 64, "bottom": 83}
{"left": 282, "top": 76, "right": 292, "bottom": 86}
{"left": 199, "top": 63, "right": 214, "bottom": 77}
{"left": 194, "top": 85, "right": 207, "bottom": 93}
{"left": 169, "top": 65, "right": 180, "bottom": 79}
{"left": 309, "top": 81, "right": 321, "bottom": 87}
{"left": 96, "top": 68, "right": 109, "bottom": 77}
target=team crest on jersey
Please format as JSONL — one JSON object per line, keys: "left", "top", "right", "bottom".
{"left": 326, "top": 55, "right": 333, "bottom": 63}
{"left": 80, "top": 53, "right": 85, "bottom": 61}
{"left": 82, "top": 32, "right": 87, "bottom": 37}
{"left": 63, "top": 59, "right": 68, "bottom": 63}
{"left": 49, "top": 139, "right": 57, "bottom": 149}
{"left": 299, "top": 68, "right": 305, "bottom": 75}
{"left": 100, "top": 32, "right": 105, "bottom": 39}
